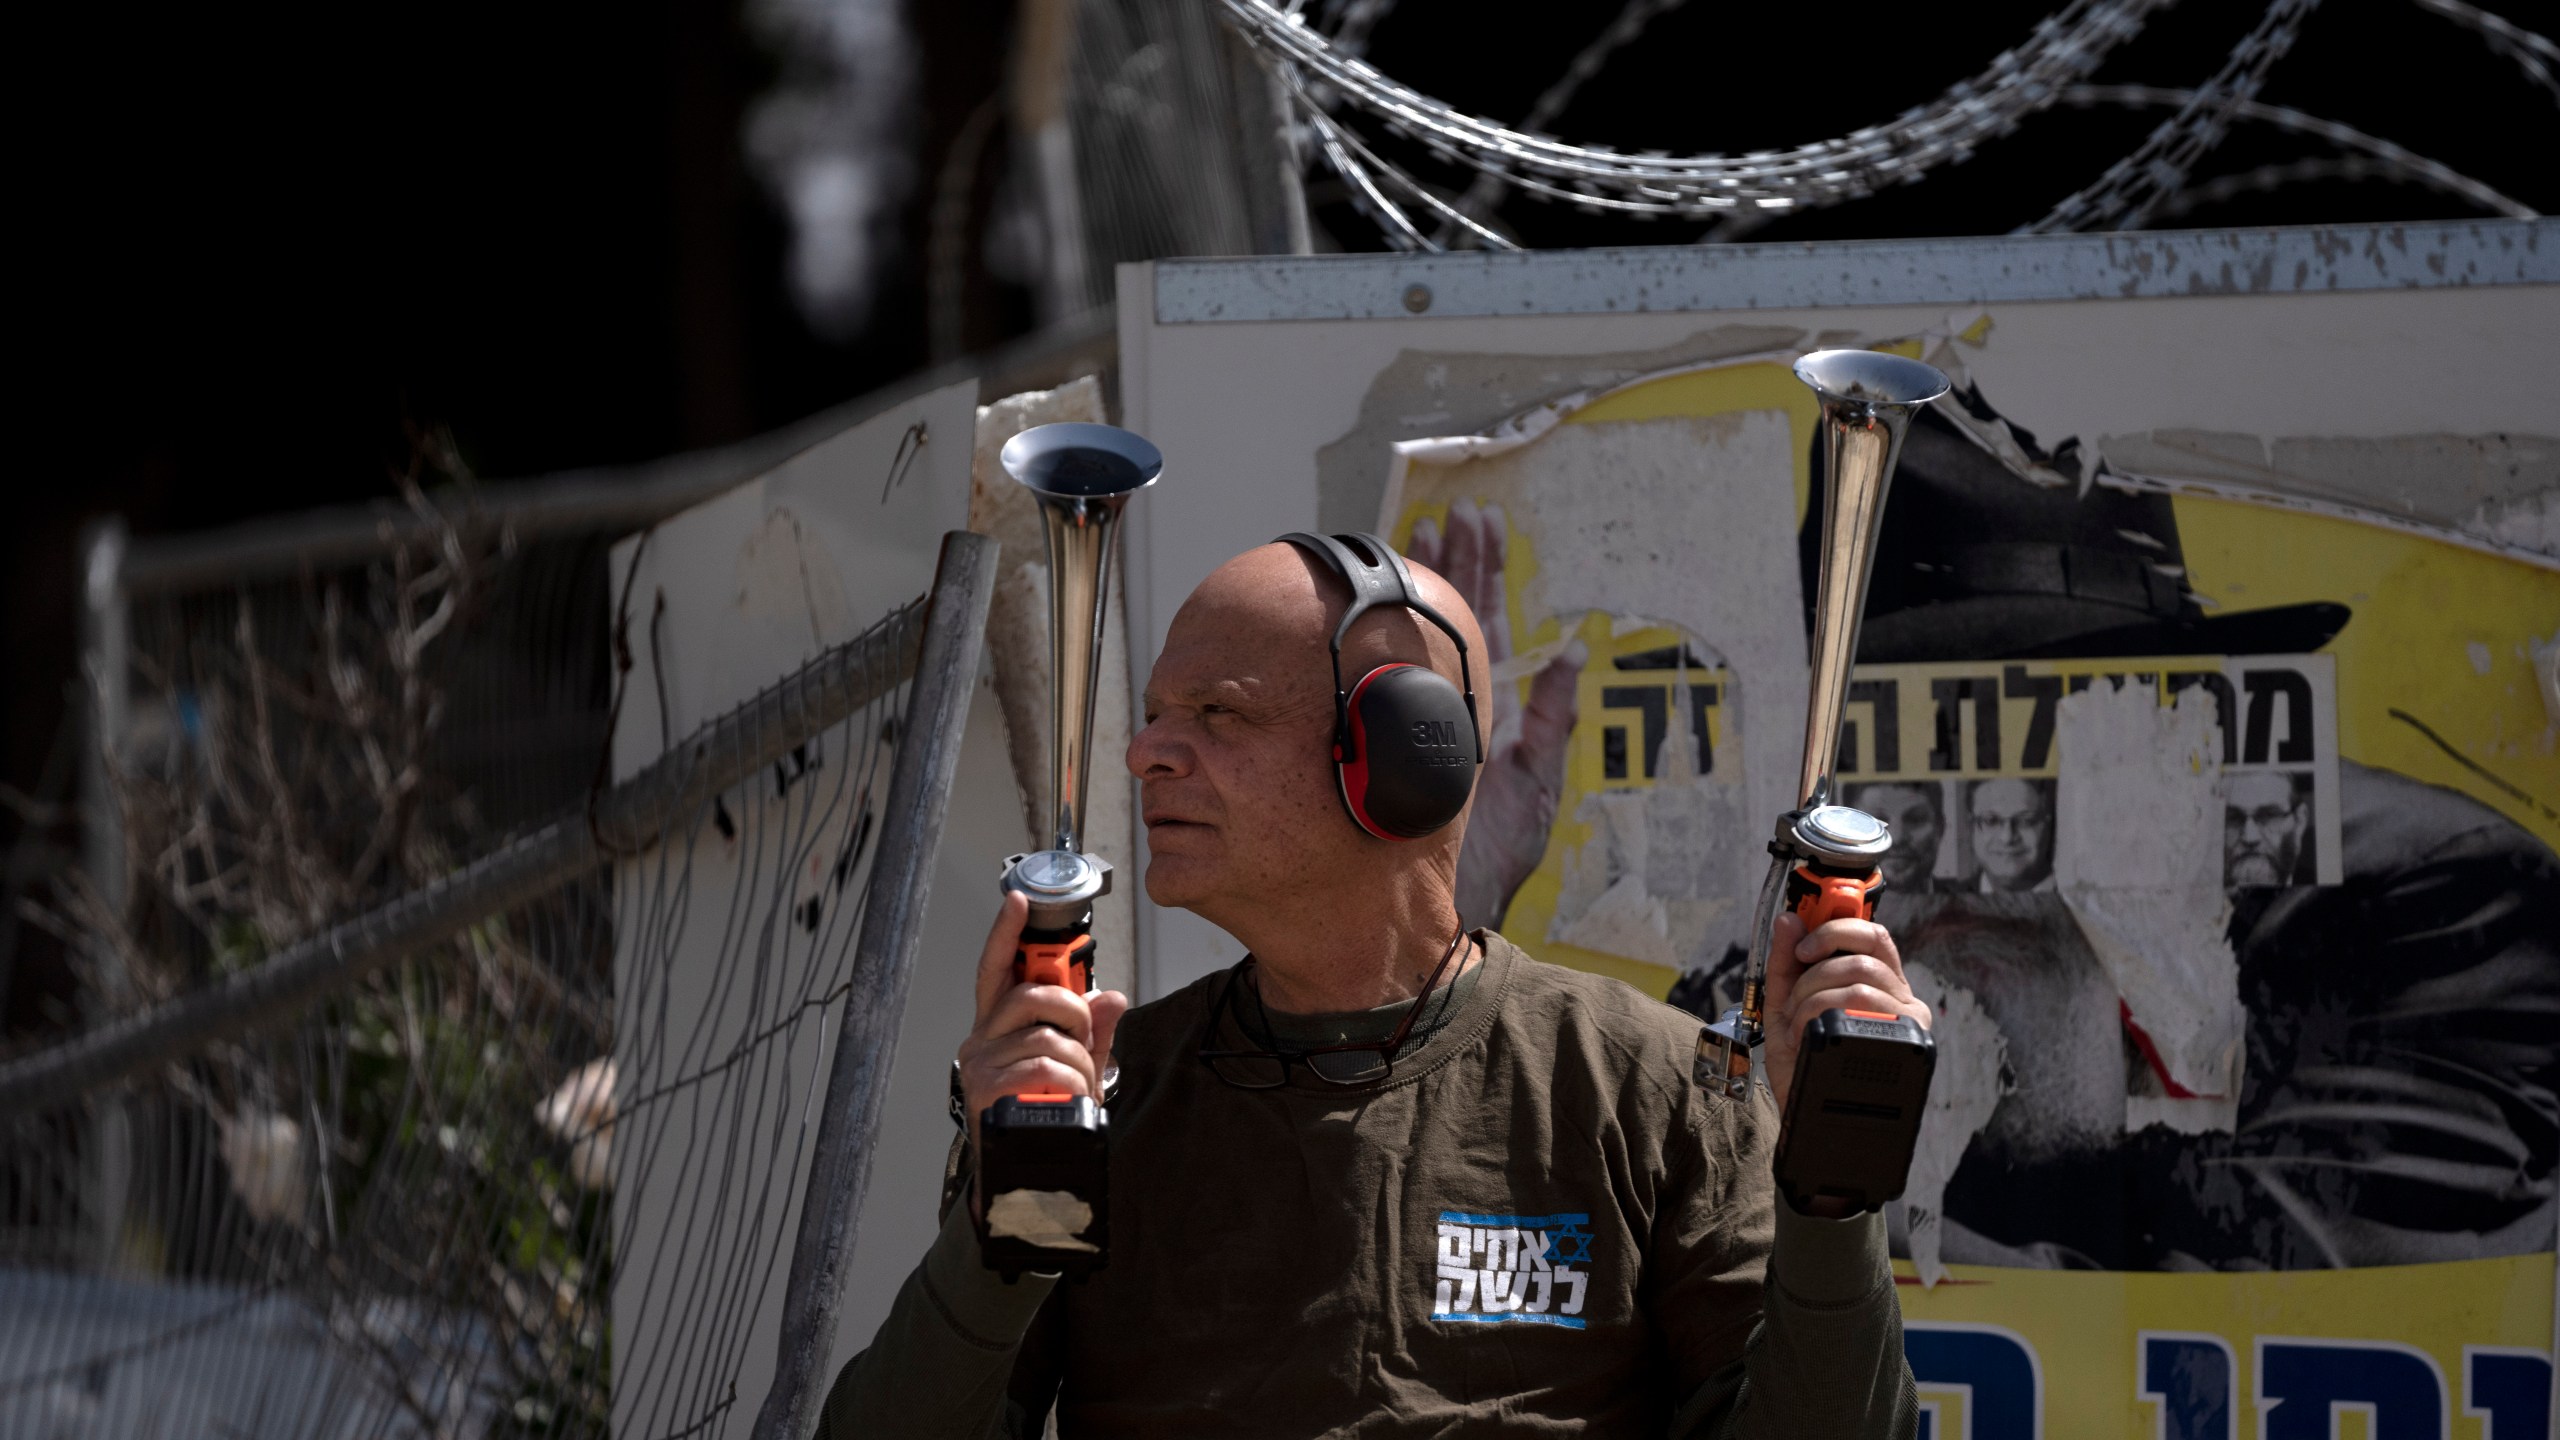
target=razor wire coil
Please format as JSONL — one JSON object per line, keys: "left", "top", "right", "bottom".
{"left": 1220, "top": 0, "right": 2548, "bottom": 251}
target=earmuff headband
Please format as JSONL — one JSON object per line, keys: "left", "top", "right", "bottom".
{"left": 1275, "top": 531, "right": 1483, "bottom": 764}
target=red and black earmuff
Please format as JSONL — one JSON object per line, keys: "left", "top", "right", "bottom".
{"left": 1276, "top": 532, "right": 1483, "bottom": 840}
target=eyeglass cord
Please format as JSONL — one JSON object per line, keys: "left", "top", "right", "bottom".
{"left": 1235, "top": 926, "right": 1474, "bottom": 1058}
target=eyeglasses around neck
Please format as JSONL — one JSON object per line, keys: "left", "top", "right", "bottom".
{"left": 1196, "top": 928, "right": 1467, "bottom": 1090}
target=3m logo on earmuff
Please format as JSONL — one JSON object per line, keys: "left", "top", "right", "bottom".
{"left": 1276, "top": 531, "right": 1486, "bottom": 841}
{"left": 1406, "top": 717, "right": 1470, "bottom": 769}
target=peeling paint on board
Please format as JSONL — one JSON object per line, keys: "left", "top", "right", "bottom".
{"left": 1316, "top": 323, "right": 1835, "bottom": 534}
{"left": 1154, "top": 220, "right": 2560, "bottom": 326}
{"left": 2054, "top": 681, "right": 2242, "bottom": 1127}
{"left": 1550, "top": 664, "right": 1752, "bottom": 969}
{"left": 1502, "top": 413, "right": 1807, "bottom": 864}
{"left": 1386, "top": 406, "right": 1811, "bottom": 971}
{"left": 1895, "top": 961, "right": 2009, "bottom": 1289}
{"left": 2098, "top": 429, "right": 2560, "bottom": 560}
{"left": 2467, "top": 487, "right": 2559, "bottom": 556}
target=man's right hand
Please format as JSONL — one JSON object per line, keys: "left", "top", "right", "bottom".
{"left": 955, "top": 892, "right": 1131, "bottom": 1160}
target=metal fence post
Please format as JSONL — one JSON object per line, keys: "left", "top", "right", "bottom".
{"left": 75, "top": 518, "right": 134, "bottom": 1273}
{"left": 76, "top": 518, "right": 130, "bottom": 950}
{"left": 751, "top": 530, "right": 997, "bottom": 1440}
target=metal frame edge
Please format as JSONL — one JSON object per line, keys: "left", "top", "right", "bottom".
{"left": 1152, "top": 219, "right": 2558, "bottom": 324}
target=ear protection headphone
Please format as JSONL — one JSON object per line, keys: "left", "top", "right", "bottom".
{"left": 1276, "top": 532, "right": 1483, "bottom": 840}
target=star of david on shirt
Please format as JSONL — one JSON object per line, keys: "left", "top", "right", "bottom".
{"left": 1548, "top": 1220, "right": 1594, "bottom": 1266}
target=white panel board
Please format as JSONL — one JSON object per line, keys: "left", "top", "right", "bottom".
{"left": 604, "top": 378, "right": 1005, "bottom": 1435}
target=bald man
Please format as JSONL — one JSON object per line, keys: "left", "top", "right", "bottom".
{"left": 820, "top": 539, "right": 1926, "bottom": 1438}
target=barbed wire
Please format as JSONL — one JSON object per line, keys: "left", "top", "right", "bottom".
{"left": 1292, "top": 74, "right": 1517, "bottom": 251}
{"left": 2147, "top": 156, "right": 2415, "bottom": 223}
{"left": 1241, "top": 0, "right": 2553, "bottom": 253}
{"left": 2064, "top": 83, "right": 2535, "bottom": 218}
{"left": 1224, "top": 0, "right": 2169, "bottom": 216}
{"left": 1305, "top": 0, "right": 1399, "bottom": 60}
{"left": 2409, "top": 0, "right": 2560, "bottom": 104}
{"left": 2024, "top": 0, "right": 2323, "bottom": 233}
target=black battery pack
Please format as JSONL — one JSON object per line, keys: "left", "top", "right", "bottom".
{"left": 978, "top": 1093, "right": 1110, "bottom": 1280}
{"left": 1772, "top": 1009, "right": 1936, "bottom": 1216}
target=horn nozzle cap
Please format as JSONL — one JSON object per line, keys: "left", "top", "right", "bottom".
{"left": 1001, "top": 423, "right": 1164, "bottom": 499}
{"left": 1791, "top": 804, "right": 1895, "bottom": 866}
{"left": 1793, "top": 350, "right": 1951, "bottom": 409}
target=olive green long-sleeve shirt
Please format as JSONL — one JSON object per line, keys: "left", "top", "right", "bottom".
{"left": 823, "top": 934, "right": 1916, "bottom": 1438}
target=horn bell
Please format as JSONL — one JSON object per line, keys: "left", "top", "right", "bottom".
{"left": 999, "top": 422, "right": 1163, "bottom": 855}
{"left": 1790, "top": 350, "right": 1949, "bottom": 812}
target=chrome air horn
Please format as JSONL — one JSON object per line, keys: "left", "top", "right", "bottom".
{"left": 979, "top": 422, "right": 1160, "bottom": 1278}
{"left": 1699, "top": 351, "right": 1948, "bottom": 1214}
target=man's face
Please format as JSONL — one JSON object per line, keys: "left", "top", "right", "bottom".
{"left": 1127, "top": 547, "right": 1470, "bottom": 931}
{"left": 2223, "top": 772, "right": 2306, "bottom": 887}
{"left": 1854, "top": 784, "right": 1944, "bottom": 889}
{"left": 1129, "top": 598, "right": 1341, "bottom": 921}
{"left": 1970, "top": 778, "right": 2054, "bottom": 891}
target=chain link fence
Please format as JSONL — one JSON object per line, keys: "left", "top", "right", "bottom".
{"left": 0, "top": 468, "right": 994, "bottom": 1439}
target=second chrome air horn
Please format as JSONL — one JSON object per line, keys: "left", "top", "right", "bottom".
{"left": 1699, "top": 350, "right": 1947, "bottom": 1215}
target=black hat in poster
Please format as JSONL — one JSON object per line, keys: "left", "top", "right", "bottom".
{"left": 1814, "top": 395, "right": 2352, "bottom": 664}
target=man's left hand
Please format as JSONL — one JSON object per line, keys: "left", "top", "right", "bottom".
{"left": 1761, "top": 912, "right": 1931, "bottom": 1116}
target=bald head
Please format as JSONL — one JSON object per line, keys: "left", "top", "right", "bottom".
{"left": 1185, "top": 541, "right": 1486, "bottom": 719}
{"left": 1128, "top": 539, "right": 1486, "bottom": 952}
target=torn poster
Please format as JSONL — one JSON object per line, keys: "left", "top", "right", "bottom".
{"left": 1894, "top": 961, "right": 2010, "bottom": 1289}
{"left": 1365, "top": 336, "right": 2557, "bottom": 1279}
{"left": 1381, "top": 363, "right": 1810, "bottom": 992}
{"left": 2053, "top": 681, "right": 2241, "bottom": 1131}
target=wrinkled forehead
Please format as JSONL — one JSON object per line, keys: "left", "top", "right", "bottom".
{"left": 1149, "top": 553, "right": 1332, "bottom": 698}
{"left": 1150, "top": 612, "right": 1329, "bottom": 698}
